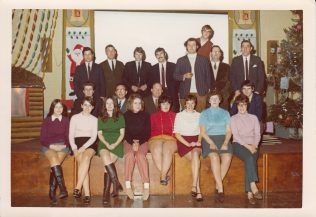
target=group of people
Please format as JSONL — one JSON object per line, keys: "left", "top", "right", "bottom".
{"left": 39, "top": 24, "right": 266, "bottom": 206}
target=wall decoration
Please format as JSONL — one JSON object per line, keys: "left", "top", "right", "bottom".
{"left": 232, "top": 29, "right": 256, "bottom": 58}
{"left": 65, "top": 27, "right": 91, "bottom": 99}
{"left": 234, "top": 10, "right": 256, "bottom": 29}
{"left": 66, "top": 9, "right": 89, "bottom": 27}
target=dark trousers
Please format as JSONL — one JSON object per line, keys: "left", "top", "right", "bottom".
{"left": 232, "top": 142, "right": 259, "bottom": 192}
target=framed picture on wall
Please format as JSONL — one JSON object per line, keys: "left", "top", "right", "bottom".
{"left": 234, "top": 10, "right": 256, "bottom": 29}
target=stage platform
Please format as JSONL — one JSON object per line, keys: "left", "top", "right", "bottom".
{"left": 11, "top": 137, "right": 302, "bottom": 207}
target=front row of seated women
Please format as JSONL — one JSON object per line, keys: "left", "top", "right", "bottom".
{"left": 40, "top": 90, "right": 262, "bottom": 205}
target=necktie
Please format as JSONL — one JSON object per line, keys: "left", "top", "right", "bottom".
{"left": 214, "top": 63, "right": 217, "bottom": 70}
{"left": 154, "top": 98, "right": 158, "bottom": 109}
{"left": 245, "top": 58, "right": 249, "bottom": 80}
{"left": 118, "top": 100, "right": 122, "bottom": 108}
{"left": 111, "top": 60, "right": 115, "bottom": 71}
{"left": 161, "top": 64, "right": 166, "bottom": 88}
{"left": 137, "top": 62, "right": 141, "bottom": 85}
{"left": 87, "top": 63, "right": 91, "bottom": 79}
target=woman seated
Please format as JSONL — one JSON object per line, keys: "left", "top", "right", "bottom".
{"left": 199, "top": 91, "right": 232, "bottom": 203}
{"left": 69, "top": 96, "right": 98, "bottom": 204}
{"left": 231, "top": 94, "right": 263, "bottom": 205}
{"left": 148, "top": 95, "right": 177, "bottom": 186}
{"left": 97, "top": 97, "right": 125, "bottom": 205}
{"left": 124, "top": 94, "right": 151, "bottom": 200}
{"left": 174, "top": 94, "right": 203, "bottom": 201}
{"left": 40, "top": 99, "right": 70, "bottom": 203}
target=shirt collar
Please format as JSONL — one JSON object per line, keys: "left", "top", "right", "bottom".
{"left": 51, "top": 115, "right": 62, "bottom": 122}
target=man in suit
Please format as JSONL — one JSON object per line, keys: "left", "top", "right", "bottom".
{"left": 196, "top": 24, "right": 214, "bottom": 59}
{"left": 114, "top": 83, "right": 128, "bottom": 113}
{"left": 144, "top": 82, "right": 163, "bottom": 115}
{"left": 70, "top": 81, "right": 102, "bottom": 118}
{"left": 174, "top": 38, "right": 211, "bottom": 112}
{"left": 149, "top": 47, "right": 180, "bottom": 112}
{"left": 209, "top": 45, "right": 231, "bottom": 110}
{"left": 100, "top": 44, "right": 124, "bottom": 97}
{"left": 123, "top": 47, "right": 151, "bottom": 97}
{"left": 230, "top": 40, "right": 265, "bottom": 98}
{"left": 73, "top": 47, "right": 106, "bottom": 100}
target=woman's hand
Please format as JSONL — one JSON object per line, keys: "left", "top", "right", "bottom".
{"left": 108, "top": 143, "right": 117, "bottom": 150}
{"left": 209, "top": 143, "right": 218, "bottom": 150}
{"left": 132, "top": 143, "right": 139, "bottom": 152}
{"left": 196, "top": 141, "right": 201, "bottom": 147}
{"left": 73, "top": 149, "right": 78, "bottom": 157}
{"left": 248, "top": 145, "right": 257, "bottom": 154}
{"left": 78, "top": 147, "right": 85, "bottom": 154}
{"left": 189, "top": 142, "right": 196, "bottom": 147}
{"left": 220, "top": 143, "right": 228, "bottom": 151}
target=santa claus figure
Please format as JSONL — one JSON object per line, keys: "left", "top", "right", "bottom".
{"left": 66, "top": 44, "right": 84, "bottom": 96}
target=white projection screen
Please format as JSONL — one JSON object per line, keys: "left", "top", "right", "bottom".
{"left": 94, "top": 11, "right": 228, "bottom": 65}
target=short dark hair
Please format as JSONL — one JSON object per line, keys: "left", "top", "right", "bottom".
{"left": 211, "top": 45, "right": 224, "bottom": 62}
{"left": 235, "top": 94, "right": 249, "bottom": 105}
{"left": 201, "top": 24, "right": 214, "bottom": 40}
{"left": 81, "top": 96, "right": 95, "bottom": 107}
{"left": 115, "top": 83, "right": 127, "bottom": 91}
{"left": 82, "top": 81, "right": 95, "bottom": 90}
{"left": 184, "top": 94, "right": 197, "bottom": 109}
{"left": 184, "top": 38, "right": 201, "bottom": 51}
{"left": 154, "top": 47, "right": 169, "bottom": 60}
{"left": 47, "top": 99, "right": 68, "bottom": 117}
{"left": 134, "top": 47, "right": 146, "bottom": 60}
{"left": 158, "top": 95, "right": 173, "bottom": 110}
{"left": 82, "top": 47, "right": 95, "bottom": 56}
{"left": 105, "top": 44, "right": 118, "bottom": 59}
{"left": 240, "top": 80, "right": 255, "bottom": 90}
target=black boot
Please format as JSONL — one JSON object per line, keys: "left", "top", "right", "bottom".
{"left": 49, "top": 171, "right": 57, "bottom": 202}
{"left": 105, "top": 163, "right": 123, "bottom": 197}
{"left": 51, "top": 165, "right": 68, "bottom": 199}
{"left": 103, "top": 172, "right": 111, "bottom": 205}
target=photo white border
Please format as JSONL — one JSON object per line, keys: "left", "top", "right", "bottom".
{"left": 1, "top": 0, "right": 315, "bottom": 216}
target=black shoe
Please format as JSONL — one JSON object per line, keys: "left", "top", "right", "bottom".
{"left": 73, "top": 189, "right": 81, "bottom": 198}
{"left": 49, "top": 171, "right": 57, "bottom": 202}
{"left": 191, "top": 186, "right": 197, "bottom": 197}
{"left": 103, "top": 173, "right": 111, "bottom": 205}
{"left": 83, "top": 196, "right": 91, "bottom": 204}
{"left": 160, "top": 176, "right": 170, "bottom": 186}
{"left": 215, "top": 192, "right": 224, "bottom": 203}
{"left": 51, "top": 165, "right": 68, "bottom": 199}
{"left": 105, "top": 164, "right": 123, "bottom": 197}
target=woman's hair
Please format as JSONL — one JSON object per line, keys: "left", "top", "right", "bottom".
{"left": 235, "top": 94, "right": 249, "bottom": 105}
{"left": 133, "top": 47, "right": 146, "bottom": 60}
{"left": 158, "top": 95, "right": 173, "bottom": 110}
{"left": 81, "top": 96, "right": 95, "bottom": 107}
{"left": 99, "top": 96, "right": 121, "bottom": 122}
{"left": 206, "top": 90, "right": 222, "bottom": 107}
{"left": 47, "top": 99, "right": 68, "bottom": 117}
{"left": 126, "top": 94, "right": 144, "bottom": 112}
{"left": 184, "top": 94, "right": 197, "bottom": 109}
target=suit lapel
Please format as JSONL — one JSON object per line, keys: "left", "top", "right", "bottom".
{"left": 249, "top": 55, "right": 255, "bottom": 80}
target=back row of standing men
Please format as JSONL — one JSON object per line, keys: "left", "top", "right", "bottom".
{"left": 73, "top": 24, "right": 266, "bottom": 113}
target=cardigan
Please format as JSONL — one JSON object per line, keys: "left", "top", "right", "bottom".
{"left": 150, "top": 111, "right": 176, "bottom": 138}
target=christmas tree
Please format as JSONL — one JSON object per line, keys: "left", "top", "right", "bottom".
{"left": 267, "top": 10, "right": 303, "bottom": 129}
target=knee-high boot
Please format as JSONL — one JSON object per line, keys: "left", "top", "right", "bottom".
{"left": 51, "top": 165, "right": 68, "bottom": 199}
{"left": 103, "top": 172, "right": 111, "bottom": 205}
{"left": 105, "top": 163, "right": 123, "bottom": 197}
{"left": 49, "top": 171, "right": 57, "bottom": 202}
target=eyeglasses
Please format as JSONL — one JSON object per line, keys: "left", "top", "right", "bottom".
{"left": 83, "top": 103, "right": 93, "bottom": 107}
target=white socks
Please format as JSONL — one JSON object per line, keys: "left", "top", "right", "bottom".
{"left": 144, "top": 182, "right": 150, "bottom": 189}
{"left": 125, "top": 181, "right": 131, "bottom": 189}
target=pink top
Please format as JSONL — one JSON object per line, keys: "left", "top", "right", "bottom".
{"left": 69, "top": 112, "right": 98, "bottom": 150}
{"left": 230, "top": 112, "right": 261, "bottom": 147}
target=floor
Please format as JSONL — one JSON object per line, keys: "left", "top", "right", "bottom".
{"left": 11, "top": 192, "right": 302, "bottom": 208}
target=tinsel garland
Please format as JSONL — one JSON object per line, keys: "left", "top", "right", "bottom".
{"left": 11, "top": 9, "right": 24, "bottom": 53}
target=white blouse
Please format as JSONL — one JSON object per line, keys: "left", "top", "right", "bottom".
{"left": 173, "top": 110, "right": 200, "bottom": 136}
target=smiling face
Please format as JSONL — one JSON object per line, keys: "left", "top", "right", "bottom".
{"left": 209, "top": 95, "right": 220, "bottom": 108}
{"left": 201, "top": 29, "right": 212, "bottom": 40}
{"left": 83, "top": 85, "right": 94, "bottom": 97}
{"left": 185, "top": 100, "right": 196, "bottom": 112}
{"left": 53, "top": 102, "right": 64, "bottom": 116}
{"left": 134, "top": 51, "right": 143, "bottom": 61}
{"left": 151, "top": 83, "right": 163, "bottom": 98}
{"left": 237, "top": 102, "right": 248, "bottom": 114}
{"left": 160, "top": 102, "right": 171, "bottom": 112}
{"left": 105, "top": 98, "right": 114, "bottom": 113}
{"left": 81, "top": 100, "right": 94, "bottom": 114}
{"left": 210, "top": 46, "right": 221, "bottom": 62}
{"left": 241, "top": 41, "right": 252, "bottom": 56}
{"left": 132, "top": 98, "right": 142, "bottom": 113}
{"left": 155, "top": 50, "right": 166, "bottom": 63}
{"left": 186, "top": 40, "right": 197, "bottom": 54}
{"left": 115, "top": 85, "right": 127, "bottom": 100}
{"left": 242, "top": 85, "right": 254, "bottom": 98}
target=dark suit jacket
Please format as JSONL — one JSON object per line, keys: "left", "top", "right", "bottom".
{"left": 73, "top": 62, "right": 106, "bottom": 100}
{"left": 174, "top": 54, "right": 211, "bottom": 99}
{"left": 230, "top": 93, "right": 263, "bottom": 121}
{"left": 230, "top": 54, "right": 265, "bottom": 94}
{"left": 149, "top": 62, "right": 180, "bottom": 112}
{"left": 100, "top": 59, "right": 124, "bottom": 97}
{"left": 210, "top": 62, "right": 231, "bottom": 110}
{"left": 118, "top": 98, "right": 127, "bottom": 114}
{"left": 122, "top": 60, "right": 151, "bottom": 96}
{"left": 144, "top": 96, "right": 159, "bottom": 115}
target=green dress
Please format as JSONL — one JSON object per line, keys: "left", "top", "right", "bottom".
{"left": 97, "top": 114, "right": 125, "bottom": 157}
